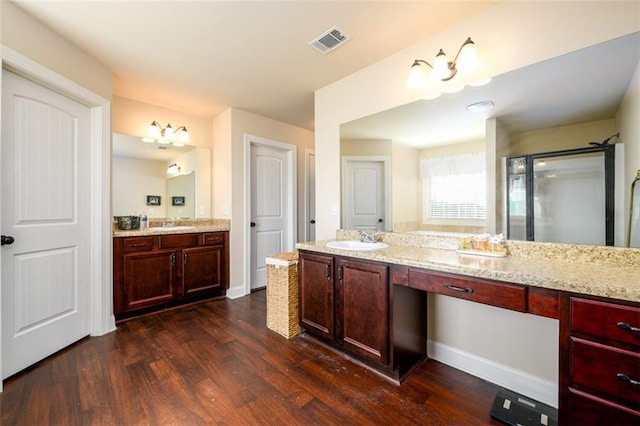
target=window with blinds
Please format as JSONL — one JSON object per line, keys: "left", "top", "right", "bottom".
{"left": 421, "top": 153, "right": 486, "bottom": 222}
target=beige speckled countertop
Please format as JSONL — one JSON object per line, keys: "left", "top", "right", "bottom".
{"left": 113, "top": 218, "right": 230, "bottom": 237}
{"left": 296, "top": 231, "right": 640, "bottom": 303}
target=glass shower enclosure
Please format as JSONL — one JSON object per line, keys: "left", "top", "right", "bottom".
{"left": 506, "top": 145, "right": 615, "bottom": 246}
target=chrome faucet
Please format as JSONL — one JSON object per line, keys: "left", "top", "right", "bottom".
{"left": 358, "top": 230, "right": 380, "bottom": 243}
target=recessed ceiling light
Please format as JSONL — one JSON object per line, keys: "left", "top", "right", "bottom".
{"left": 466, "top": 100, "right": 494, "bottom": 112}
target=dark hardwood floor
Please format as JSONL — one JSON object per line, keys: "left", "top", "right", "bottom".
{"left": 0, "top": 290, "right": 503, "bottom": 425}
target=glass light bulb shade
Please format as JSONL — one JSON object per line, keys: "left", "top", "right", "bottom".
{"left": 148, "top": 122, "right": 161, "bottom": 138}
{"left": 164, "top": 124, "right": 175, "bottom": 140}
{"left": 141, "top": 137, "right": 155, "bottom": 144}
{"left": 406, "top": 62, "right": 427, "bottom": 89}
{"left": 432, "top": 50, "right": 450, "bottom": 80}
{"left": 456, "top": 41, "right": 479, "bottom": 72}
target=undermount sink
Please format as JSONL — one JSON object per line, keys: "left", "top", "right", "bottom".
{"left": 148, "top": 226, "right": 196, "bottom": 232}
{"left": 326, "top": 240, "right": 388, "bottom": 251}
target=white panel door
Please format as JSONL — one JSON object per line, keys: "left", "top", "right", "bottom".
{"left": 1, "top": 70, "right": 90, "bottom": 378}
{"left": 250, "top": 145, "right": 288, "bottom": 290}
{"left": 307, "top": 152, "right": 316, "bottom": 242}
{"left": 343, "top": 160, "right": 384, "bottom": 231}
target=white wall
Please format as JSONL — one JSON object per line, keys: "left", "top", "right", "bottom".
{"left": 314, "top": 1, "right": 640, "bottom": 406}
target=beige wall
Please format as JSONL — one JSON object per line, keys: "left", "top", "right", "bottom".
{"left": 112, "top": 156, "right": 167, "bottom": 217}
{"left": 392, "top": 143, "right": 420, "bottom": 232}
{"left": 341, "top": 139, "right": 391, "bottom": 156}
{"left": 618, "top": 58, "right": 640, "bottom": 241}
{"left": 314, "top": 1, "right": 639, "bottom": 404}
{"left": 1, "top": 1, "right": 112, "bottom": 100}
{"left": 509, "top": 118, "right": 617, "bottom": 156}
{"left": 112, "top": 96, "right": 212, "bottom": 149}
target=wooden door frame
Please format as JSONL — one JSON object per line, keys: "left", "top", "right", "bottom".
{"left": 0, "top": 46, "right": 114, "bottom": 389}
{"left": 341, "top": 155, "right": 392, "bottom": 231}
{"left": 243, "top": 134, "right": 297, "bottom": 296}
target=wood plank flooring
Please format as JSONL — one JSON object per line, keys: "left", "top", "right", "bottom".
{"left": 0, "top": 290, "right": 503, "bottom": 425}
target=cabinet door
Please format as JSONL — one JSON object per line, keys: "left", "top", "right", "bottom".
{"left": 299, "top": 251, "right": 334, "bottom": 340}
{"left": 123, "top": 249, "right": 177, "bottom": 312}
{"left": 182, "top": 245, "right": 224, "bottom": 297}
{"left": 336, "top": 257, "right": 389, "bottom": 366}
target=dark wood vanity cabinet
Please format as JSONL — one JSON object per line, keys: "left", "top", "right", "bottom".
{"left": 335, "top": 257, "right": 390, "bottom": 366}
{"left": 299, "top": 247, "right": 639, "bottom": 423}
{"left": 182, "top": 245, "right": 226, "bottom": 297}
{"left": 299, "top": 251, "right": 335, "bottom": 340}
{"left": 122, "top": 249, "right": 178, "bottom": 312}
{"left": 559, "top": 294, "right": 640, "bottom": 425}
{"left": 114, "top": 231, "right": 229, "bottom": 321}
{"left": 299, "top": 252, "right": 391, "bottom": 366}
{"left": 298, "top": 251, "right": 426, "bottom": 380}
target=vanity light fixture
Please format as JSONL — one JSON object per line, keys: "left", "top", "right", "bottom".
{"left": 407, "top": 37, "right": 479, "bottom": 89}
{"left": 143, "top": 121, "right": 190, "bottom": 147}
{"left": 167, "top": 163, "right": 181, "bottom": 176}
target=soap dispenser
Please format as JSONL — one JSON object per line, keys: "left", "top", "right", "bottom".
{"left": 140, "top": 212, "right": 148, "bottom": 230}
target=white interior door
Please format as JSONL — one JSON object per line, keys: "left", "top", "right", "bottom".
{"left": 1, "top": 69, "right": 91, "bottom": 379}
{"left": 250, "top": 144, "right": 289, "bottom": 290}
{"left": 307, "top": 151, "right": 316, "bottom": 242}
{"left": 342, "top": 159, "right": 386, "bottom": 231}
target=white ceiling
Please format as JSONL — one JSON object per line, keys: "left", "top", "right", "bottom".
{"left": 341, "top": 32, "right": 640, "bottom": 148}
{"left": 11, "top": 0, "right": 502, "bottom": 131}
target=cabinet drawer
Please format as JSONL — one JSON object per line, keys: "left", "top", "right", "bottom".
{"left": 122, "top": 237, "right": 154, "bottom": 253}
{"left": 571, "top": 337, "right": 640, "bottom": 409}
{"left": 159, "top": 233, "right": 199, "bottom": 249}
{"left": 203, "top": 232, "right": 225, "bottom": 245}
{"left": 568, "top": 387, "right": 640, "bottom": 426}
{"left": 409, "top": 269, "right": 526, "bottom": 312}
{"left": 571, "top": 297, "right": 640, "bottom": 346}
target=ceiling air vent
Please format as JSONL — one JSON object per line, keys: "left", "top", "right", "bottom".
{"left": 308, "top": 26, "right": 351, "bottom": 55}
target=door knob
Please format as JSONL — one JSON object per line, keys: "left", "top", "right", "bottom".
{"left": 250, "top": 222, "right": 256, "bottom": 227}
{"left": 1, "top": 235, "right": 15, "bottom": 246}
{"left": 378, "top": 218, "right": 383, "bottom": 223}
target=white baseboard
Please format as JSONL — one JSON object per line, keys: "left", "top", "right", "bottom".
{"left": 225, "top": 285, "right": 247, "bottom": 299}
{"left": 427, "top": 340, "right": 558, "bottom": 408}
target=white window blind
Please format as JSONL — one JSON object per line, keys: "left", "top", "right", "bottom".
{"left": 421, "top": 153, "right": 486, "bottom": 221}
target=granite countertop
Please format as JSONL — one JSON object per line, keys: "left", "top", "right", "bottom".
{"left": 296, "top": 236, "right": 640, "bottom": 303}
{"left": 113, "top": 218, "right": 230, "bottom": 237}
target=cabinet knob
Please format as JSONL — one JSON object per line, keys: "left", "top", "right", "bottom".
{"left": 250, "top": 222, "right": 256, "bottom": 227}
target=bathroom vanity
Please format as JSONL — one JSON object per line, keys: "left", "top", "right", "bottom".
{"left": 113, "top": 221, "right": 229, "bottom": 321}
{"left": 297, "top": 233, "right": 640, "bottom": 425}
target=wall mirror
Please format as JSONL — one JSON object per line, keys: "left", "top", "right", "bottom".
{"left": 340, "top": 31, "right": 639, "bottom": 247}
{"left": 112, "top": 133, "right": 211, "bottom": 219}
